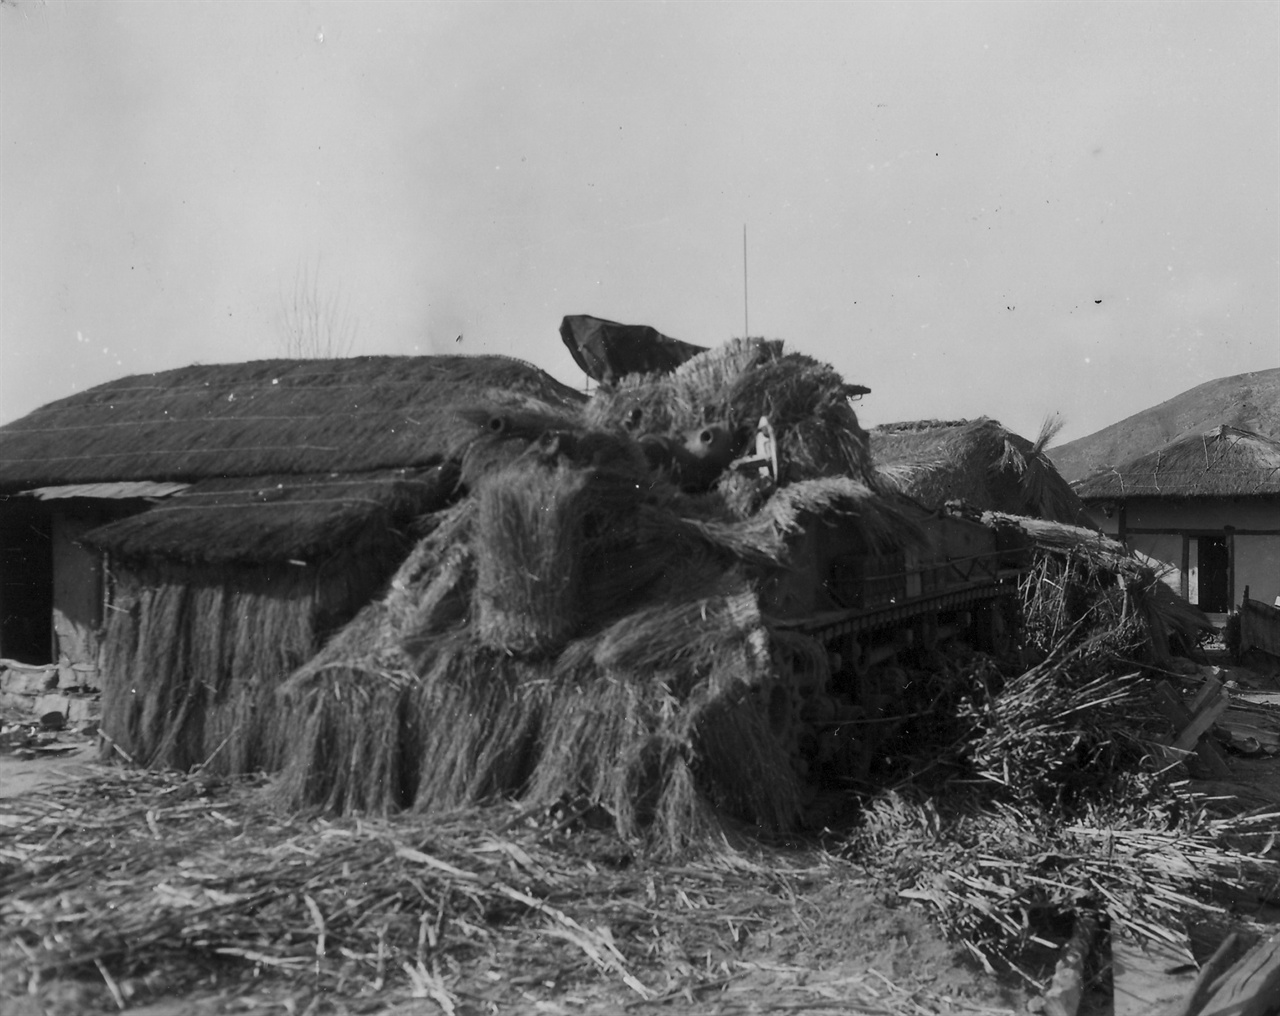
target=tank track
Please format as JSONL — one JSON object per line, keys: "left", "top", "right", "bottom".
{"left": 761, "top": 573, "right": 1022, "bottom": 820}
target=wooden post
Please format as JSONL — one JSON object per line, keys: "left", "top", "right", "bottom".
{"left": 1225, "top": 525, "right": 1236, "bottom": 609}
{"left": 1043, "top": 913, "right": 1099, "bottom": 1016}
{"left": 1117, "top": 503, "right": 1128, "bottom": 547}
{"left": 1181, "top": 533, "right": 1191, "bottom": 601}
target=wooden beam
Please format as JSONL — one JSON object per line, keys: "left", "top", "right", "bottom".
{"left": 1151, "top": 681, "right": 1232, "bottom": 778}
{"left": 1196, "top": 930, "right": 1280, "bottom": 1016}
{"left": 1043, "top": 913, "right": 1099, "bottom": 1016}
{"left": 1171, "top": 697, "right": 1227, "bottom": 756}
{"left": 1187, "top": 676, "right": 1223, "bottom": 716}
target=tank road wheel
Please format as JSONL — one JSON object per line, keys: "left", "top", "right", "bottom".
{"left": 766, "top": 631, "right": 832, "bottom": 785}
{"left": 756, "top": 673, "right": 799, "bottom": 758}
{"left": 973, "top": 597, "right": 1016, "bottom": 657}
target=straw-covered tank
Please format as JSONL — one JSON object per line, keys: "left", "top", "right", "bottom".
{"left": 275, "top": 334, "right": 1035, "bottom": 844}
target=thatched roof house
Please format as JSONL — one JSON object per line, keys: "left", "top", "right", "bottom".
{"left": 0, "top": 355, "right": 584, "bottom": 767}
{"left": 1073, "top": 425, "right": 1280, "bottom": 500}
{"left": 1074, "top": 425, "right": 1280, "bottom": 615}
{"left": 0, "top": 355, "right": 582, "bottom": 489}
{"left": 869, "top": 418, "right": 1092, "bottom": 527}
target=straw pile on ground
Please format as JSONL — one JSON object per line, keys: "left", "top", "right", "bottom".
{"left": 989, "top": 512, "right": 1217, "bottom": 663}
{"left": 828, "top": 529, "right": 1269, "bottom": 986}
{"left": 0, "top": 767, "right": 1037, "bottom": 1016}
{"left": 834, "top": 587, "right": 1279, "bottom": 983}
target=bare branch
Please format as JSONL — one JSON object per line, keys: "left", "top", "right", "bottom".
{"left": 276, "top": 258, "right": 358, "bottom": 359}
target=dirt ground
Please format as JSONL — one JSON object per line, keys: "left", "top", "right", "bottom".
{"left": 149, "top": 879, "right": 1028, "bottom": 1016}
{"left": 1, "top": 839, "right": 1033, "bottom": 1016}
{"left": 0, "top": 742, "right": 100, "bottom": 801}
{"left": 0, "top": 731, "right": 1036, "bottom": 1016}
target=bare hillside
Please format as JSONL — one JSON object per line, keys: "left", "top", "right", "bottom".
{"left": 1048, "top": 367, "right": 1280, "bottom": 482}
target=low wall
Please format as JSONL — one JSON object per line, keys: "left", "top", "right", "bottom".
{"left": 0, "top": 658, "right": 100, "bottom": 724}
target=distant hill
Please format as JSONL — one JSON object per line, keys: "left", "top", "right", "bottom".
{"left": 1047, "top": 367, "right": 1280, "bottom": 482}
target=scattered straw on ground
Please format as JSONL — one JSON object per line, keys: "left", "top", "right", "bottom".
{"left": 1, "top": 765, "right": 1024, "bottom": 1016}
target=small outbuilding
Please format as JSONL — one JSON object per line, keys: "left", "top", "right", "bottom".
{"left": 0, "top": 355, "right": 583, "bottom": 766}
{"left": 1073, "top": 425, "right": 1280, "bottom": 616}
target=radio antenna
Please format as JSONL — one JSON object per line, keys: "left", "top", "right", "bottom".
{"left": 742, "top": 224, "right": 749, "bottom": 337}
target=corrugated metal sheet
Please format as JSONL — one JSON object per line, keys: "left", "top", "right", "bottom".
{"left": 19, "top": 481, "right": 189, "bottom": 500}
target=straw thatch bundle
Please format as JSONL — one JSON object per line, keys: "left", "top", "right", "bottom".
{"left": 473, "top": 459, "right": 594, "bottom": 654}
{"left": 452, "top": 404, "right": 651, "bottom": 487}
{"left": 1073, "top": 424, "right": 1280, "bottom": 499}
{"left": 272, "top": 500, "right": 477, "bottom": 813}
{"left": 584, "top": 338, "right": 876, "bottom": 498}
{"left": 98, "top": 546, "right": 398, "bottom": 774}
{"left": 276, "top": 512, "right": 804, "bottom": 849}
{"left": 872, "top": 418, "right": 1091, "bottom": 527}
{"left": 984, "top": 512, "right": 1215, "bottom": 662}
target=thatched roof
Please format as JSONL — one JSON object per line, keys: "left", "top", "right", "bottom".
{"left": 84, "top": 465, "right": 458, "bottom": 566}
{"left": 870, "top": 418, "right": 1092, "bottom": 527}
{"left": 0, "top": 356, "right": 584, "bottom": 492}
{"left": 1073, "top": 425, "right": 1280, "bottom": 500}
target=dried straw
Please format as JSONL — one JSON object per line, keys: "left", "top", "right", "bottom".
{"left": 872, "top": 419, "right": 1090, "bottom": 526}
{"left": 472, "top": 458, "right": 593, "bottom": 655}
{"left": 584, "top": 339, "right": 876, "bottom": 492}
{"left": 844, "top": 612, "right": 1279, "bottom": 982}
{"left": 274, "top": 512, "right": 809, "bottom": 853}
{"left": 0, "top": 767, "right": 1021, "bottom": 1016}
{"left": 99, "top": 552, "right": 390, "bottom": 775}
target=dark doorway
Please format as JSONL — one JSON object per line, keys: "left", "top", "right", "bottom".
{"left": 0, "top": 509, "right": 54, "bottom": 664}
{"left": 1198, "top": 535, "right": 1230, "bottom": 613}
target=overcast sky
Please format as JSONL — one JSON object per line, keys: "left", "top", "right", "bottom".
{"left": 2, "top": 1, "right": 1276, "bottom": 443}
